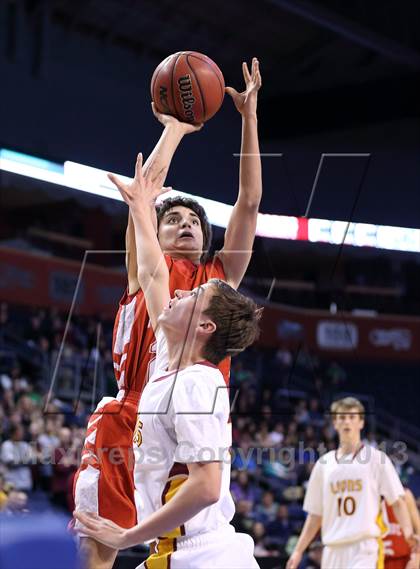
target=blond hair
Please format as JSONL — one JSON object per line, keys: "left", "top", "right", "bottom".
{"left": 330, "top": 397, "right": 365, "bottom": 417}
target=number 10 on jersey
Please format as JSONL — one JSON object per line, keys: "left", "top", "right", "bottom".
{"left": 337, "top": 496, "right": 356, "bottom": 516}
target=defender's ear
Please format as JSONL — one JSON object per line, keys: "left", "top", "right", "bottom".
{"left": 199, "top": 319, "right": 217, "bottom": 334}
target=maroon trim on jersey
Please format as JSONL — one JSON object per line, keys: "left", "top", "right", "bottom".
{"left": 168, "top": 462, "right": 189, "bottom": 478}
{"left": 335, "top": 443, "right": 364, "bottom": 463}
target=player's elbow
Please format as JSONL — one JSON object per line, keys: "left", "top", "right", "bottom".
{"left": 200, "top": 482, "right": 221, "bottom": 507}
{"left": 238, "top": 196, "right": 260, "bottom": 213}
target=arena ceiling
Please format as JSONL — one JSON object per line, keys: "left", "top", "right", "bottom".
{"left": 45, "top": 0, "right": 420, "bottom": 136}
{"left": 49, "top": 0, "right": 420, "bottom": 91}
{"left": 4, "top": 0, "right": 420, "bottom": 226}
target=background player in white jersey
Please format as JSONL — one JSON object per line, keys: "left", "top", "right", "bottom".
{"left": 75, "top": 154, "right": 261, "bottom": 568}
{"left": 287, "top": 397, "right": 419, "bottom": 569}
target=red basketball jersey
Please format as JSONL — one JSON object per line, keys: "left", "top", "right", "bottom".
{"left": 112, "top": 255, "right": 230, "bottom": 394}
{"left": 383, "top": 500, "right": 411, "bottom": 559}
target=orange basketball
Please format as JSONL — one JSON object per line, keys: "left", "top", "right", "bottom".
{"left": 151, "top": 51, "right": 225, "bottom": 124}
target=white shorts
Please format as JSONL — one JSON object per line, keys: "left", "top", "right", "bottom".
{"left": 137, "top": 525, "right": 260, "bottom": 569}
{"left": 322, "top": 538, "right": 381, "bottom": 569}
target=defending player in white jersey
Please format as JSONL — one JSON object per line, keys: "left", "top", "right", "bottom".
{"left": 75, "top": 154, "right": 261, "bottom": 568}
{"left": 287, "top": 397, "right": 419, "bottom": 569}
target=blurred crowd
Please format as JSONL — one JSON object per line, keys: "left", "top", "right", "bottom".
{"left": 0, "top": 301, "right": 113, "bottom": 517}
{"left": 1, "top": 301, "right": 419, "bottom": 568}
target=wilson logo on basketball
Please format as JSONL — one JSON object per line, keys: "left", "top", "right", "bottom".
{"left": 159, "top": 86, "right": 170, "bottom": 113}
{"left": 177, "top": 74, "right": 195, "bottom": 122}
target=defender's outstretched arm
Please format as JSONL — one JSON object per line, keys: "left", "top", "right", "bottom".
{"left": 109, "top": 154, "right": 171, "bottom": 330}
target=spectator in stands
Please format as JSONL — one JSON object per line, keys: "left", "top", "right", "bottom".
{"left": 252, "top": 521, "right": 270, "bottom": 557}
{"left": 10, "top": 364, "right": 30, "bottom": 394}
{"left": 2, "top": 488, "right": 29, "bottom": 516}
{"left": 301, "top": 541, "right": 322, "bottom": 569}
{"left": 232, "top": 433, "right": 258, "bottom": 473}
{"left": 285, "top": 421, "right": 299, "bottom": 446}
{"left": 363, "top": 431, "right": 378, "bottom": 448}
{"left": 0, "top": 472, "right": 8, "bottom": 510}
{"left": 232, "top": 499, "right": 254, "bottom": 534}
{"left": 255, "top": 421, "right": 273, "bottom": 447}
{"left": 37, "top": 418, "right": 60, "bottom": 492}
{"left": 267, "top": 422, "right": 285, "bottom": 447}
{"left": 51, "top": 427, "right": 78, "bottom": 511}
{"left": 303, "top": 426, "right": 318, "bottom": 450}
{"left": 25, "top": 313, "right": 43, "bottom": 346}
{"left": 255, "top": 490, "right": 278, "bottom": 524}
{"left": 308, "top": 398, "right": 324, "bottom": 428}
{"left": 17, "top": 394, "right": 37, "bottom": 432}
{"left": 231, "top": 471, "right": 260, "bottom": 505}
{"left": 231, "top": 360, "right": 256, "bottom": 386}
{"left": 296, "top": 400, "right": 310, "bottom": 426}
{"left": 266, "top": 503, "right": 293, "bottom": 544}
{"left": 1, "top": 425, "right": 33, "bottom": 491}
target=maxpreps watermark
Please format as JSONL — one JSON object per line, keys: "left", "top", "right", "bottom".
{"left": 5, "top": 440, "right": 409, "bottom": 470}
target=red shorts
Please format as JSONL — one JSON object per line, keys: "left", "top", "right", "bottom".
{"left": 73, "top": 391, "right": 140, "bottom": 530}
{"left": 385, "top": 556, "right": 411, "bottom": 569}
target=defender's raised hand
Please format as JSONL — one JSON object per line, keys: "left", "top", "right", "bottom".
{"left": 108, "top": 153, "right": 170, "bottom": 212}
{"left": 225, "top": 57, "right": 262, "bottom": 117}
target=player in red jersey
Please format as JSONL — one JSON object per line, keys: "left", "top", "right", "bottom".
{"left": 383, "top": 488, "right": 420, "bottom": 569}
{"left": 74, "top": 58, "right": 262, "bottom": 569}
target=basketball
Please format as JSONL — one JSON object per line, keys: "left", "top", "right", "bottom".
{"left": 151, "top": 51, "right": 225, "bottom": 124}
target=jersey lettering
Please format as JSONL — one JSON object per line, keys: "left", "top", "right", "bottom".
{"left": 330, "top": 478, "right": 363, "bottom": 494}
{"left": 337, "top": 496, "right": 357, "bottom": 516}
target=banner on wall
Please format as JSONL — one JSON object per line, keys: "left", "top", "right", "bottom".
{"left": 0, "top": 246, "right": 126, "bottom": 319}
{"left": 259, "top": 302, "right": 420, "bottom": 362}
{"left": 1, "top": 246, "right": 419, "bottom": 361}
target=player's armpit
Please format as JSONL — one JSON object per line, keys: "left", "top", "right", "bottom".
{"left": 217, "top": 199, "right": 258, "bottom": 289}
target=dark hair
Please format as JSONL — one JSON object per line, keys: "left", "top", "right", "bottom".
{"left": 156, "top": 197, "right": 212, "bottom": 262}
{"left": 202, "top": 279, "right": 263, "bottom": 365}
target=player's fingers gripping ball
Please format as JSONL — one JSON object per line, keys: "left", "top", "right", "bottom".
{"left": 151, "top": 51, "right": 225, "bottom": 124}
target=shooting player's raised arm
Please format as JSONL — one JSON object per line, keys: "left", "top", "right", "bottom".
{"left": 126, "top": 106, "right": 203, "bottom": 294}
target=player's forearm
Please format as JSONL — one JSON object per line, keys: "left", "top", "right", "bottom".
{"left": 125, "top": 124, "right": 184, "bottom": 285}
{"left": 131, "top": 204, "right": 169, "bottom": 285}
{"left": 293, "top": 514, "right": 322, "bottom": 555}
{"left": 126, "top": 213, "right": 141, "bottom": 294}
{"left": 238, "top": 114, "right": 262, "bottom": 209}
{"left": 393, "top": 498, "right": 414, "bottom": 540}
{"left": 140, "top": 123, "right": 183, "bottom": 230}
{"left": 122, "top": 476, "right": 218, "bottom": 547}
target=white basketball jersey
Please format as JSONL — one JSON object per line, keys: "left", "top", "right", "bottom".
{"left": 133, "top": 329, "right": 234, "bottom": 542}
{"left": 304, "top": 445, "right": 404, "bottom": 546}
